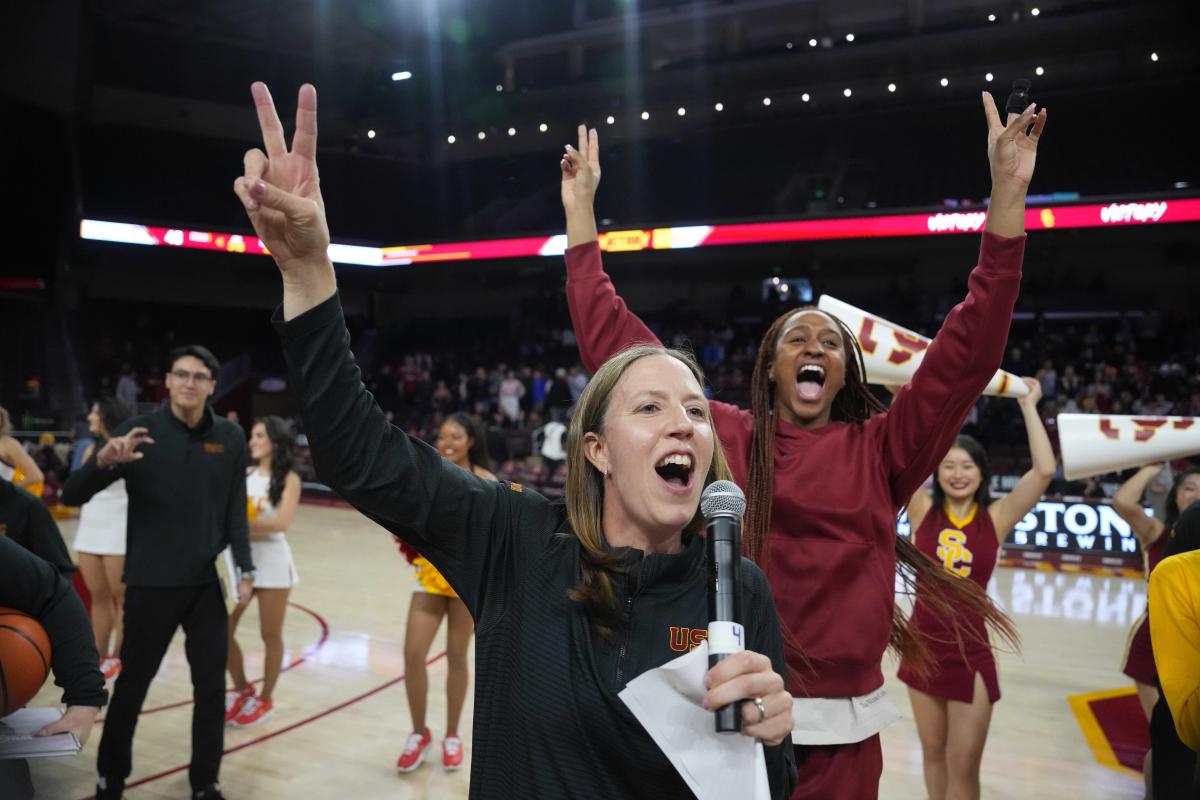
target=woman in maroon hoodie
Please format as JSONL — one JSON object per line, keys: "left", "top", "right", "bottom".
{"left": 559, "top": 93, "right": 1046, "bottom": 798}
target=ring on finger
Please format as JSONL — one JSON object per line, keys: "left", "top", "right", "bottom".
{"left": 753, "top": 696, "right": 766, "bottom": 723}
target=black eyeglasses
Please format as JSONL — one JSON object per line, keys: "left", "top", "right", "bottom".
{"left": 170, "top": 369, "right": 214, "bottom": 385}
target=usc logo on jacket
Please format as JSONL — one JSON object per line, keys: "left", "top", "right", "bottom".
{"left": 669, "top": 626, "right": 709, "bottom": 652}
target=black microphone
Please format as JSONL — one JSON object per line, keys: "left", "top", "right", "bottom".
{"left": 701, "top": 480, "right": 746, "bottom": 734}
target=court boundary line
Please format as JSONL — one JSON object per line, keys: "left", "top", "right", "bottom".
{"left": 75, "top": 651, "right": 448, "bottom": 800}
{"left": 1066, "top": 686, "right": 1144, "bottom": 779}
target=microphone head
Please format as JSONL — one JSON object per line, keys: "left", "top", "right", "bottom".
{"left": 700, "top": 480, "right": 746, "bottom": 519}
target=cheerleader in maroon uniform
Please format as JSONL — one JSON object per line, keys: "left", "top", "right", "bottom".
{"left": 1113, "top": 464, "right": 1200, "bottom": 719}
{"left": 897, "top": 377, "right": 1055, "bottom": 800}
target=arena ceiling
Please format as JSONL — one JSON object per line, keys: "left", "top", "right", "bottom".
{"left": 13, "top": 0, "right": 1186, "bottom": 163}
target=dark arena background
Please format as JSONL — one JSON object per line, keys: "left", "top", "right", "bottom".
{"left": 2, "top": 1, "right": 1199, "bottom": 798}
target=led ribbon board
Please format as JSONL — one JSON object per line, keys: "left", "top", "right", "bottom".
{"left": 81, "top": 197, "right": 1200, "bottom": 267}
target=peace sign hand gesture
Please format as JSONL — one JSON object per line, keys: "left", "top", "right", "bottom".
{"left": 234, "top": 83, "right": 336, "bottom": 318}
{"left": 561, "top": 124, "right": 602, "bottom": 247}
{"left": 561, "top": 124, "right": 601, "bottom": 214}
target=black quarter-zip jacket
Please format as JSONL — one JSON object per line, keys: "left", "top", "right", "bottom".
{"left": 0, "top": 480, "right": 74, "bottom": 575}
{"left": 62, "top": 405, "right": 253, "bottom": 586}
{"left": 276, "top": 293, "right": 796, "bottom": 799}
{"left": 0, "top": 536, "right": 107, "bottom": 708}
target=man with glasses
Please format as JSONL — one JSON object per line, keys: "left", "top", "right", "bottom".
{"left": 64, "top": 345, "right": 255, "bottom": 800}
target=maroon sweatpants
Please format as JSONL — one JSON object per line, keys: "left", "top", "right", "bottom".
{"left": 792, "top": 735, "right": 883, "bottom": 799}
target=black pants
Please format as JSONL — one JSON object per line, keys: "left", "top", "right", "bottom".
{"left": 0, "top": 760, "right": 33, "bottom": 800}
{"left": 1150, "top": 694, "right": 1200, "bottom": 799}
{"left": 98, "top": 582, "right": 228, "bottom": 792}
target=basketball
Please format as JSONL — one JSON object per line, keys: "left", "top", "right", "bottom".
{"left": 0, "top": 606, "right": 52, "bottom": 717}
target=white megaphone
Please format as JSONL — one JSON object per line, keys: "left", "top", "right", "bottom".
{"left": 816, "top": 295, "right": 1029, "bottom": 398}
{"left": 1058, "top": 413, "right": 1200, "bottom": 480}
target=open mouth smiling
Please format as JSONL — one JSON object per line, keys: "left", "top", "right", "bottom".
{"left": 795, "top": 364, "right": 826, "bottom": 402}
{"left": 654, "top": 452, "right": 695, "bottom": 492}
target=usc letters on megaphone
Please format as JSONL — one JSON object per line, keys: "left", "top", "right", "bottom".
{"left": 816, "top": 295, "right": 1029, "bottom": 397}
{"left": 1058, "top": 413, "right": 1200, "bottom": 480}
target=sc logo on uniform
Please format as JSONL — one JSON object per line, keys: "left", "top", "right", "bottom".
{"left": 936, "top": 529, "right": 974, "bottom": 578}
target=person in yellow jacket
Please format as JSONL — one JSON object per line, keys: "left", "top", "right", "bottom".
{"left": 1151, "top": 549, "right": 1200, "bottom": 751}
{"left": 1148, "top": 502, "right": 1200, "bottom": 797}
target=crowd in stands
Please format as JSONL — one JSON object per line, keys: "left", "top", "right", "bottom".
{"left": 11, "top": 288, "right": 1196, "bottom": 504}
{"left": 335, "top": 306, "right": 1200, "bottom": 498}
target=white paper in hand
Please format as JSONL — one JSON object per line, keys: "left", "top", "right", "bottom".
{"left": 618, "top": 640, "right": 771, "bottom": 800}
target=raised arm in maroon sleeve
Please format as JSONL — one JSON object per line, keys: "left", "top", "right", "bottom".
{"left": 880, "top": 230, "right": 1025, "bottom": 504}
{"left": 564, "top": 240, "right": 662, "bottom": 373}
{"left": 564, "top": 240, "right": 756, "bottom": 469}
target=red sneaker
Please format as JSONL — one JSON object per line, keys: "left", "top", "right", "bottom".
{"left": 100, "top": 657, "right": 122, "bottom": 682}
{"left": 396, "top": 728, "right": 432, "bottom": 773}
{"left": 224, "top": 686, "right": 255, "bottom": 725}
{"left": 232, "top": 695, "right": 273, "bottom": 728}
{"left": 442, "top": 735, "right": 464, "bottom": 771}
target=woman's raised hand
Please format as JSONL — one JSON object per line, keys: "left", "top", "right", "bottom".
{"left": 982, "top": 91, "right": 1048, "bottom": 193}
{"left": 1017, "top": 376, "right": 1043, "bottom": 409}
{"left": 234, "top": 82, "right": 335, "bottom": 316}
{"left": 561, "top": 124, "right": 601, "bottom": 216}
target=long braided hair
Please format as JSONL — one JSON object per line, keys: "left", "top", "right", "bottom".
{"left": 741, "top": 307, "right": 1017, "bottom": 683}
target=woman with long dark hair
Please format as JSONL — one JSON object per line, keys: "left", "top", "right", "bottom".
{"left": 896, "top": 378, "right": 1055, "bottom": 800}
{"left": 559, "top": 92, "right": 1045, "bottom": 796}
{"left": 225, "top": 415, "right": 301, "bottom": 728}
{"left": 234, "top": 81, "right": 798, "bottom": 797}
{"left": 73, "top": 397, "right": 136, "bottom": 681}
{"left": 396, "top": 413, "right": 496, "bottom": 773}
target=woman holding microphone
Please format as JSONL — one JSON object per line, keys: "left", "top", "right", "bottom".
{"left": 233, "top": 81, "right": 797, "bottom": 798}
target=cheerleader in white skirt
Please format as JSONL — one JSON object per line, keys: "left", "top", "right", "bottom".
{"left": 224, "top": 416, "right": 301, "bottom": 728}
{"left": 73, "top": 398, "right": 135, "bottom": 682}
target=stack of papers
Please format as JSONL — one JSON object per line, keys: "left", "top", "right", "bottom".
{"left": 0, "top": 709, "right": 81, "bottom": 759}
